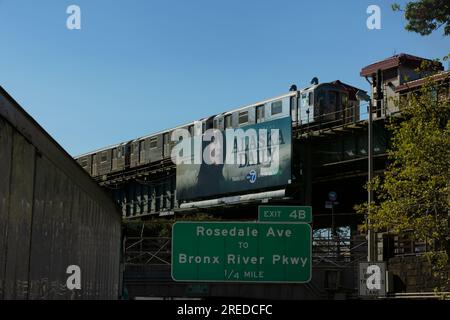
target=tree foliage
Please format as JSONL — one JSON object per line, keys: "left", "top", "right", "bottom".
{"left": 370, "top": 84, "right": 449, "bottom": 239}
{"left": 392, "top": 0, "right": 450, "bottom": 36}
{"left": 123, "top": 213, "right": 219, "bottom": 237}
{"left": 355, "top": 62, "right": 450, "bottom": 288}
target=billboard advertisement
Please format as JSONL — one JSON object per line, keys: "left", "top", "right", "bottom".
{"left": 175, "top": 116, "right": 291, "bottom": 201}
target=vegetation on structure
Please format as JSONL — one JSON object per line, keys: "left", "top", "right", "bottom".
{"left": 355, "top": 58, "right": 450, "bottom": 291}
{"left": 123, "top": 213, "right": 220, "bottom": 237}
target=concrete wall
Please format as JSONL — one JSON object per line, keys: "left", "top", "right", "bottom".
{"left": 388, "top": 255, "right": 450, "bottom": 293}
{"left": 0, "top": 87, "right": 122, "bottom": 299}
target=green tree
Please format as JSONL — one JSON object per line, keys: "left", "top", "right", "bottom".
{"left": 392, "top": 0, "right": 450, "bottom": 36}
{"left": 123, "top": 213, "right": 219, "bottom": 237}
{"left": 356, "top": 65, "right": 450, "bottom": 290}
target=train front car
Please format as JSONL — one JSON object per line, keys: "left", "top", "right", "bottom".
{"left": 297, "top": 80, "right": 362, "bottom": 130}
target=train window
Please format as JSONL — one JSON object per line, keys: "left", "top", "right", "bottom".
{"left": 317, "top": 90, "right": 326, "bottom": 108}
{"left": 329, "top": 91, "right": 337, "bottom": 107}
{"left": 308, "top": 92, "right": 313, "bottom": 106}
{"left": 188, "top": 125, "right": 194, "bottom": 136}
{"left": 301, "top": 94, "right": 308, "bottom": 107}
{"left": 150, "top": 137, "right": 158, "bottom": 149}
{"left": 225, "top": 115, "right": 232, "bottom": 129}
{"left": 341, "top": 93, "right": 348, "bottom": 110}
{"left": 341, "top": 94, "right": 350, "bottom": 121}
{"left": 140, "top": 140, "right": 145, "bottom": 152}
{"left": 238, "top": 111, "right": 248, "bottom": 125}
{"left": 101, "top": 151, "right": 107, "bottom": 163}
{"left": 214, "top": 118, "right": 224, "bottom": 129}
{"left": 256, "top": 105, "right": 264, "bottom": 123}
{"left": 271, "top": 101, "right": 282, "bottom": 115}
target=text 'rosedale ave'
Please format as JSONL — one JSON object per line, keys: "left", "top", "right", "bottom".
{"left": 195, "top": 225, "right": 294, "bottom": 238}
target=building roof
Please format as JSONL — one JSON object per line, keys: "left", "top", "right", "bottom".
{"left": 395, "top": 70, "right": 450, "bottom": 93}
{"left": 360, "top": 53, "right": 443, "bottom": 77}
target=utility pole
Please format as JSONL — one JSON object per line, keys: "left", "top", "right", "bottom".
{"left": 367, "top": 100, "right": 376, "bottom": 262}
{"left": 356, "top": 89, "right": 377, "bottom": 262}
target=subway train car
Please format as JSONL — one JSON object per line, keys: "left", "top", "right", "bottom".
{"left": 213, "top": 93, "right": 294, "bottom": 130}
{"left": 297, "top": 80, "right": 361, "bottom": 127}
{"left": 76, "top": 122, "right": 197, "bottom": 177}
{"left": 76, "top": 79, "right": 362, "bottom": 178}
{"left": 212, "top": 79, "right": 361, "bottom": 132}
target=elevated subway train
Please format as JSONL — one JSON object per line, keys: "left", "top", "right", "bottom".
{"left": 76, "top": 80, "right": 361, "bottom": 178}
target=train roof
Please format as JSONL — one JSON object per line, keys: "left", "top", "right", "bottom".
{"left": 75, "top": 120, "right": 196, "bottom": 158}
{"left": 75, "top": 90, "right": 296, "bottom": 158}
{"left": 137, "top": 121, "right": 196, "bottom": 141}
{"left": 217, "top": 80, "right": 357, "bottom": 117}
{"left": 220, "top": 91, "right": 297, "bottom": 116}
{"left": 75, "top": 141, "right": 125, "bottom": 158}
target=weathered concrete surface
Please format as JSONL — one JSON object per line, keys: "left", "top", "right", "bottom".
{"left": 0, "top": 87, "right": 122, "bottom": 299}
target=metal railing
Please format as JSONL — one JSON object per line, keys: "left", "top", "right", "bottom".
{"left": 124, "top": 235, "right": 368, "bottom": 268}
{"left": 312, "top": 236, "right": 367, "bottom": 267}
{"left": 386, "top": 292, "right": 450, "bottom": 300}
{"left": 125, "top": 237, "right": 171, "bottom": 266}
{"left": 293, "top": 103, "right": 379, "bottom": 134}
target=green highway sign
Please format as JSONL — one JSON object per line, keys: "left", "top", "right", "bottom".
{"left": 171, "top": 222, "right": 311, "bottom": 283}
{"left": 258, "top": 206, "right": 312, "bottom": 223}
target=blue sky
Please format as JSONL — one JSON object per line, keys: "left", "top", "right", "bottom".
{"left": 0, "top": 0, "right": 448, "bottom": 156}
